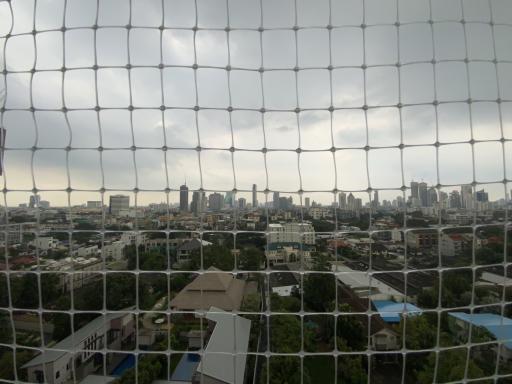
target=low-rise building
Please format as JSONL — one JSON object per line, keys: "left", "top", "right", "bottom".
{"left": 22, "top": 312, "right": 135, "bottom": 384}
{"left": 170, "top": 267, "right": 247, "bottom": 311}
{"left": 265, "top": 242, "right": 313, "bottom": 265}
{"left": 448, "top": 312, "right": 512, "bottom": 362}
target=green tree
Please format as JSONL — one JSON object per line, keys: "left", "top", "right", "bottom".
{"left": 238, "top": 246, "right": 265, "bottom": 270}
{"left": 337, "top": 304, "right": 366, "bottom": 351}
{"left": 337, "top": 352, "right": 367, "bottom": 384}
{"left": 416, "top": 349, "right": 484, "bottom": 384}
{"left": 189, "top": 245, "right": 235, "bottom": 271}
{"left": 401, "top": 314, "right": 436, "bottom": 350}
{"left": 261, "top": 356, "right": 311, "bottom": 384}
{"left": 270, "top": 315, "right": 302, "bottom": 353}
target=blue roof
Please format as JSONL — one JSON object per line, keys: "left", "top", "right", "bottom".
{"left": 372, "top": 300, "right": 423, "bottom": 323}
{"left": 448, "top": 312, "right": 512, "bottom": 349}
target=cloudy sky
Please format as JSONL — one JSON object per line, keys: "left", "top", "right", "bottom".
{"left": 1, "top": 0, "right": 512, "bottom": 206}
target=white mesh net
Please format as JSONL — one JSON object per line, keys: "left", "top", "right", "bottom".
{"left": 1, "top": 0, "right": 512, "bottom": 383}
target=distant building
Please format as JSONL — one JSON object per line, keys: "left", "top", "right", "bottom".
{"left": 238, "top": 197, "right": 247, "bottom": 210}
{"left": 208, "top": 192, "right": 224, "bottom": 211}
{"left": 33, "top": 237, "right": 59, "bottom": 251}
{"left": 419, "top": 182, "right": 428, "bottom": 207}
{"left": 87, "top": 201, "right": 102, "bottom": 209}
{"left": 427, "top": 187, "right": 437, "bottom": 207}
{"left": 305, "top": 197, "right": 310, "bottom": 209}
{"left": 252, "top": 184, "right": 258, "bottom": 208}
{"left": 440, "top": 233, "right": 471, "bottom": 257}
{"left": 180, "top": 184, "right": 189, "bottom": 212}
{"left": 450, "top": 190, "right": 462, "bottom": 209}
{"left": 273, "top": 191, "right": 280, "bottom": 210}
{"left": 461, "top": 185, "right": 473, "bottom": 209}
{"left": 339, "top": 192, "right": 346, "bottom": 209}
{"left": 109, "top": 195, "right": 129, "bottom": 216}
{"left": 39, "top": 200, "right": 50, "bottom": 209}
{"left": 29, "top": 194, "right": 40, "bottom": 208}
{"left": 191, "top": 191, "right": 206, "bottom": 216}
{"left": 102, "top": 241, "right": 125, "bottom": 261}
{"left": 476, "top": 189, "right": 489, "bottom": 202}
{"left": 406, "top": 230, "right": 438, "bottom": 250}
{"left": 268, "top": 222, "right": 315, "bottom": 245}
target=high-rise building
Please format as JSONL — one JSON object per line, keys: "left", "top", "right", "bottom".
{"left": 109, "top": 195, "right": 129, "bottom": 215}
{"left": 252, "top": 184, "right": 258, "bottom": 209}
{"left": 273, "top": 191, "right": 280, "bottom": 210}
{"left": 238, "top": 197, "right": 247, "bottom": 210}
{"left": 449, "top": 190, "right": 462, "bottom": 209}
{"left": 304, "top": 197, "right": 310, "bottom": 209}
{"left": 373, "top": 190, "right": 379, "bottom": 208}
{"left": 427, "top": 187, "right": 438, "bottom": 206}
{"left": 339, "top": 192, "right": 347, "bottom": 209}
{"left": 347, "top": 193, "right": 355, "bottom": 211}
{"left": 224, "top": 191, "right": 234, "bottom": 208}
{"left": 39, "top": 200, "right": 50, "bottom": 209}
{"left": 29, "top": 194, "right": 40, "bottom": 208}
{"left": 419, "top": 182, "right": 428, "bottom": 207}
{"left": 179, "top": 184, "right": 189, "bottom": 212}
{"left": 208, "top": 193, "right": 224, "bottom": 211}
{"left": 191, "top": 191, "right": 206, "bottom": 216}
{"left": 461, "top": 185, "right": 473, "bottom": 209}
{"left": 476, "top": 189, "right": 489, "bottom": 202}
{"left": 410, "top": 181, "right": 419, "bottom": 199}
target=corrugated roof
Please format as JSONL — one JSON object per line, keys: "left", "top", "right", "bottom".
{"left": 195, "top": 307, "right": 251, "bottom": 384}
{"left": 448, "top": 312, "right": 512, "bottom": 349}
{"left": 372, "top": 300, "right": 423, "bottom": 323}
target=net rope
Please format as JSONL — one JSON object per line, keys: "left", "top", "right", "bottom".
{"left": 1, "top": 0, "right": 512, "bottom": 383}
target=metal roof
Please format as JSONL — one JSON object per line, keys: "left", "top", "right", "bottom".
{"left": 195, "top": 307, "right": 251, "bottom": 384}
{"left": 372, "top": 300, "right": 423, "bottom": 323}
{"left": 448, "top": 312, "right": 512, "bottom": 349}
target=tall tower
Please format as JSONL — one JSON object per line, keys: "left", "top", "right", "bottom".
{"left": 252, "top": 184, "right": 258, "bottom": 209}
{"left": 179, "top": 184, "right": 189, "bottom": 212}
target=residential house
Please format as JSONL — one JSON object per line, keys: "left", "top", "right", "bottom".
{"left": 22, "top": 312, "right": 135, "bottom": 384}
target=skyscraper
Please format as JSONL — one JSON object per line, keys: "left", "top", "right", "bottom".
{"left": 339, "top": 192, "right": 346, "bottom": 209}
{"left": 305, "top": 197, "right": 310, "bottom": 209}
{"left": 476, "top": 189, "right": 489, "bottom": 202}
{"left": 191, "top": 191, "right": 206, "bottom": 216}
{"left": 238, "top": 197, "right": 247, "bottom": 210}
{"left": 410, "top": 181, "right": 419, "bottom": 199}
{"left": 29, "top": 194, "right": 40, "bottom": 208}
{"left": 273, "top": 191, "right": 280, "bottom": 210}
{"left": 109, "top": 195, "right": 129, "bottom": 215}
{"left": 461, "top": 185, "right": 473, "bottom": 209}
{"left": 373, "top": 190, "right": 379, "bottom": 208}
{"left": 347, "top": 193, "right": 355, "bottom": 211}
{"left": 252, "top": 184, "right": 258, "bottom": 209}
{"left": 419, "top": 182, "right": 428, "bottom": 207}
{"left": 427, "top": 187, "right": 438, "bottom": 206}
{"left": 179, "top": 184, "right": 189, "bottom": 212}
{"left": 208, "top": 192, "right": 224, "bottom": 211}
{"left": 450, "top": 190, "right": 462, "bottom": 209}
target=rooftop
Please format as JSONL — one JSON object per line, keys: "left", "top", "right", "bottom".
{"left": 449, "top": 312, "right": 512, "bottom": 349}
{"left": 372, "top": 300, "right": 423, "bottom": 323}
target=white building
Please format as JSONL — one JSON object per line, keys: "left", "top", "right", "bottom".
{"left": 268, "top": 222, "right": 315, "bottom": 245}
{"left": 109, "top": 195, "right": 129, "bottom": 216}
{"left": 102, "top": 241, "right": 126, "bottom": 261}
{"left": 33, "top": 237, "right": 59, "bottom": 251}
{"left": 22, "top": 313, "right": 135, "bottom": 384}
